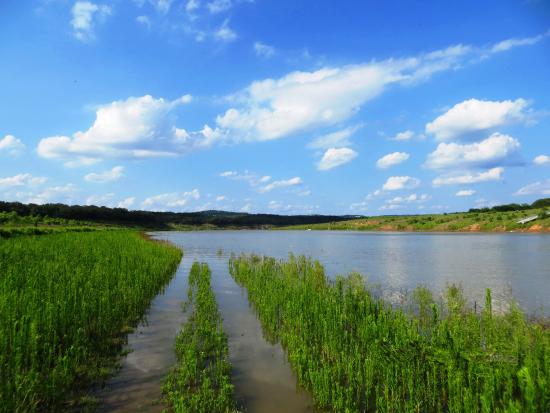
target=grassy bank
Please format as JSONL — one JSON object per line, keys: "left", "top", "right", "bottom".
{"left": 230, "top": 254, "right": 550, "bottom": 412}
{"left": 279, "top": 208, "right": 550, "bottom": 232}
{"left": 163, "top": 262, "right": 238, "bottom": 413}
{"left": 0, "top": 231, "right": 182, "bottom": 412}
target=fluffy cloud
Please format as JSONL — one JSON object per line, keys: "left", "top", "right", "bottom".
{"left": 514, "top": 180, "right": 550, "bottom": 196}
{"left": 376, "top": 152, "right": 409, "bottom": 169}
{"left": 456, "top": 189, "right": 476, "bottom": 197}
{"left": 258, "top": 177, "right": 303, "bottom": 193}
{"left": 86, "top": 193, "right": 115, "bottom": 206}
{"left": 214, "top": 19, "right": 237, "bottom": 42}
{"left": 84, "top": 166, "right": 125, "bottom": 183}
{"left": 317, "top": 147, "right": 358, "bottom": 171}
{"left": 534, "top": 155, "right": 550, "bottom": 166}
{"left": 37, "top": 95, "right": 221, "bottom": 165}
{"left": 142, "top": 189, "right": 200, "bottom": 211}
{"left": 71, "top": 1, "right": 111, "bottom": 42}
{"left": 0, "top": 135, "right": 25, "bottom": 156}
{"left": 0, "top": 173, "right": 47, "bottom": 187}
{"left": 254, "top": 42, "right": 276, "bottom": 58}
{"left": 390, "top": 130, "right": 415, "bottom": 141}
{"left": 382, "top": 176, "right": 420, "bottom": 191}
{"left": 379, "top": 193, "right": 430, "bottom": 210}
{"left": 432, "top": 167, "right": 503, "bottom": 186}
{"left": 216, "top": 45, "right": 471, "bottom": 141}
{"left": 425, "top": 98, "right": 529, "bottom": 141}
{"left": 118, "top": 197, "right": 136, "bottom": 209}
{"left": 308, "top": 125, "right": 362, "bottom": 150}
{"left": 5, "top": 184, "right": 77, "bottom": 205}
{"left": 425, "top": 133, "right": 521, "bottom": 169}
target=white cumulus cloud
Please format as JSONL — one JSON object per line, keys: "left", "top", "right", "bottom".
{"left": 425, "top": 133, "right": 521, "bottom": 169}
{"left": 382, "top": 176, "right": 420, "bottom": 191}
{"left": 432, "top": 167, "right": 504, "bottom": 186}
{"left": 376, "top": 152, "right": 409, "bottom": 169}
{"left": 534, "top": 155, "right": 550, "bottom": 166}
{"left": 118, "top": 197, "right": 136, "bottom": 209}
{"left": 318, "top": 147, "right": 358, "bottom": 171}
{"left": 84, "top": 166, "right": 125, "bottom": 183}
{"left": 0, "top": 173, "right": 47, "bottom": 187}
{"left": 0, "top": 135, "right": 25, "bottom": 156}
{"left": 259, "top": 177, "right": 303, "bottom": 193}
{"left": 37, "top": 94, "right": 221, "bottom": 165}
{"left": 86, "top": 192, "right": 115, "bottom": 207}
{"left": 425, "top": 98, "right": 529, "bottom": 141}
{"left": 142, "top": 189, "right": 200, "bottom": 211}
{"left": 216, "top": 45, "right": 472, "bottom": 142}
{"left": 390, "top": 130, "right": 415, "bottom": 141}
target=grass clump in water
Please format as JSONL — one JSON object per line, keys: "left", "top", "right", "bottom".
{"left": 163, "top": 262, "right": 238, "bottom": 413}
{"left": 229, "top": 254, "right": 549, "bottom": 412}
{"left": 0, "top": 231, "right": 183, "bottom": 412}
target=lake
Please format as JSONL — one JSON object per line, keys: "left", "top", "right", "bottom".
{"left": 98, "top": 230, "right": 549, "bottom": 413}
{"left": 161, "top": 230, "right": 549, "bottom": 313}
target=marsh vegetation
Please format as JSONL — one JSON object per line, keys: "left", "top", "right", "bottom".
{"left": 0, "top": 231, "right": 182, "bottom": 412}
{"left": 163, "top": 262, "right": 238, "bottom": 413}
{"left": 230, "top": 254, "right": 549, "bottom": 412}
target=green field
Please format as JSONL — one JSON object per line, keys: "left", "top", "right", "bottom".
{"left": 0, "top": 231, "right": 182, "bottom": 412}
{"left": 230, "top": 254, "right": 550, "bottom": 412}
{"left": 280, "top": 208, "right": 550, "bottom": 232}
{"left": 163, "top": 262, "right": 238, "bottom": 413}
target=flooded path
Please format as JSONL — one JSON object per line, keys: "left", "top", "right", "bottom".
{"left": 98, "top": 235, "right": 316, "bottom": 413}
{"left": 207, "top": 252, "right": 316, "bottom": 413}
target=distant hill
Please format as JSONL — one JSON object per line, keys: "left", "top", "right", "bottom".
{"left": 0, "top": 201, "right": 360, "bottom": 229}
{"left": 280, "top": 198, "right": 550, "bottom": 233}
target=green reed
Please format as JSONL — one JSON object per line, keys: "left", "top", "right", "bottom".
{"left": 0, "top": 231, "right": 182, "bottom": 412}
{"left": 229, "top": 254, "right": 549, "bottom": 412}
{"left": 163, "top": 262, "right": 238, "bottom": 413}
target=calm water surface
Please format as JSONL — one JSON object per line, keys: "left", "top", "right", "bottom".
{"left": 99, "top": 230, "right": 549, "bottom": 412}
{"left": 160, "top": 230, "right": 549, "bottom": 313}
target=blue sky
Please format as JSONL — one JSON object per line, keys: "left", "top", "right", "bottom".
{"left": 1, "top": 0, "right": 549, "bottom": 215}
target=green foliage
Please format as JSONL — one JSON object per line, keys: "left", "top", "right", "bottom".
{"left": 230, "top": 254, "right": 550, "bottom": 412}
{"left": 281, "top": 206, "right": 549, "bottom": 232}
{"left": 163, "top": 262, "right": 238, "bottom": 413}
{"left": 0, "top": 231, "right": 182, "bottom": 412}
{"left": 0, "top": 201, "right": 354, "bottom": 229}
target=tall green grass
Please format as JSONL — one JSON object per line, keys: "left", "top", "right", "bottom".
{"left": 163, "top": 262, "right": 237, "bottom": 413}
{"left": 230, "top": 254, "right": 549, "bottom": 412}
{"left": 0, "top": 231, "right": 182, "bottom": 412}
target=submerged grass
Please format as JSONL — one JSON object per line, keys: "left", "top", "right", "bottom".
{"left": 163, "top": 262, "right": 237, "bottom": 413}
{"left": 0, "top": 231, "right": 182, "bottom": 412}
{"left": 229, "top": 254, "right": 550, "bottom": 412}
